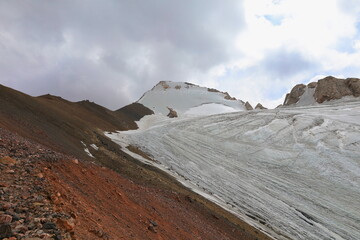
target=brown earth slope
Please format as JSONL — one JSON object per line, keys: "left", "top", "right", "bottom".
{"left": 0, "top": 85, "right": 272, "bottom": 240}
{"left": 1, "top": 128, "right": 272, "bottom": 240}
{"left": 0, "top": 84, "right": 153, "bottom": 159}
{"left": 115, "top": 102, "right": 154, "bottom": 123}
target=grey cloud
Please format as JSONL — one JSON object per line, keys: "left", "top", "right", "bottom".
{"left": 261, "top": 49, "right": 314, "bottom": 79}
{"left": 219, "top": 48, "right": 317, "bottom": 102}
{"left": 0, "top": 0, "right": 245, "bottom": 109}
{"left": 231, "top": 48, "right": 316, "bottom": 86}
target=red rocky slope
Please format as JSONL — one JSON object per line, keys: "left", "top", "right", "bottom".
{"left": 0, "top": 128, "right": 270, "bottom": 240}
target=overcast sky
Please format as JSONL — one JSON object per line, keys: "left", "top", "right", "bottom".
{"left": 1, "top": 0, "right": 360, "bottom": 109}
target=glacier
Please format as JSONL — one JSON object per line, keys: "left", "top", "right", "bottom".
{"left": 107, "top": 98, "right": 360, "bottom": 240}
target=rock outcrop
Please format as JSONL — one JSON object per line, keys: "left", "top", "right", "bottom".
{"left": 314, "top": 76, "right": 353, "bottom": 103}
{"left": 348, "top": 78, "right": 360, "bottom": 97}
{"left": 307, "top": 82, "right": 317, "bottom": 88}
{"left": 245, "top": 101, "right": 253, "bottom": 110}
{"left": 223, "top": 92, "right": 236, "bottom": 100}
{"left": 255, "top": 103, "right": 267, "bottom": 110}
{"left": 283, "top": 84, "right": 306, "bottom": 105}
{"left": 283, "top": 76, "right": 360, "bottom": 106}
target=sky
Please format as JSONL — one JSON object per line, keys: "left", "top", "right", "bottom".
{"left": 1, "top": 0, "right": 360, "bottom": 109}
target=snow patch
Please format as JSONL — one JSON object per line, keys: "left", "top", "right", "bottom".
{"left": 90, "top": 144, "right": 99, "bottom": 150}
{"left": 184, "top": 103, "right": 239, "bottom": 116}
{"left": 296, "top": 87, "right": 317, "bottom": 106}
{"left": 84, "top": 148, "right": 95, "bottom": 158}
{"left": 81, "top": 141, "right": 96, "bottom": 158}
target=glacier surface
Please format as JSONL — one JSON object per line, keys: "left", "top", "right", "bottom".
{"left": 108, "top": 99, "right": 360, "bottom": 240}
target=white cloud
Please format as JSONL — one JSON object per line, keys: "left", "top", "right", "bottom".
{"left": 222, "top": 0, "right": 360, "bottom": 108}
{"left": 354, "top": 40, "right": 360, "bottom": 50}
{"left": 237, "top": 0, "right": 357, "bottom": 60}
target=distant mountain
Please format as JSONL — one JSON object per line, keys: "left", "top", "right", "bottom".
{"left": 283, "top": 76, "right": 360, "bottom": 106}
{"left": 137, "top": 81, "right": 248, "bottom": 116}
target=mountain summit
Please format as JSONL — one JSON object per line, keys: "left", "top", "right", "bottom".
{"left": 137, "top": 81, "right": 247, "bottom": 116}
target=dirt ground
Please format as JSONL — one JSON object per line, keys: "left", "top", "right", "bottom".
{"left": 0, "top": 128, "right": 272, "bottom": 240}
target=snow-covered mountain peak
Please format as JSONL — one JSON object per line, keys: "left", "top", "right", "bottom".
{"left": 137, "top": 81, "right": 247, "bottom": 116}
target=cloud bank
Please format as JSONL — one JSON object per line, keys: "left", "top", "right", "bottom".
{"left": 0, "top": 0, "right": 359, "bottom": 109}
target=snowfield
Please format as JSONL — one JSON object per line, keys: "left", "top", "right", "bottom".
{"left": 138, "top": 81, "right": 246, "bottom": 116}
{"left": 107, "top": 99, "right": 360, "bottom": 240}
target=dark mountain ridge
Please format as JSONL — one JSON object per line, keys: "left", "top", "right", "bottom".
{"left": 0, "top": 84, "right": 153, "bottom": 158}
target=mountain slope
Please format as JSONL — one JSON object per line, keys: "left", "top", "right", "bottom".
{"left": 0, "top": 84, "right": 270, "bottom": 240}
{"left": 0, "top": 84, "right": 153, "bottom": 158}
{"left": 2, "top": 127, "right": 267, "bottom": 240}
{"left": 138, "top": 81, "right": 247, "bottom": 116}
{"left": 115, "top": 102, "right": 154, "bottom": 124}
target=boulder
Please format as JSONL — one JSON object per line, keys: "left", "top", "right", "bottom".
{"left": 159, "top": 81, "right": 170, "bottom": 90}
{"left": 42, "top": 222, "right": 57, "bottom": 230}
{"left": 0, "top": 224, "right": 12, "bottom": 239}
{"left": 57, "top": 218, "right": 75, "bottom": 231}
{"left": 0, "top": 215, "right": 12, "bottom": 224}
{"left": 0, "top": 156, "right": 17, "bottom": 166}
{"left": 167, "top": 107, "right": 178, "bottom": 118}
